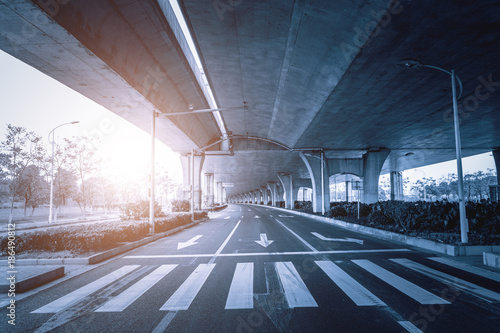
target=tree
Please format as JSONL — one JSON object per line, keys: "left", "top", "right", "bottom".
{"left": 0, "top": 125, "right": 45, "bottom": 221}
{"left": 68, "top": 136, "right": 99, "bottom": 216}
{"left": 15, "top": 165, "right": 48, "bottom": 216}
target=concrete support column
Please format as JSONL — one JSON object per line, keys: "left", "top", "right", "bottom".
{"left": 267, "top": 182, "right": 278, "bottom": 206}
{"left": 260, "top": 187, "right": 269, "bottom": 205}
{"left": 179, "top": 155, "right": 190, "bottom": 200}
{"left": 180, "top": 153, "right": 205, "bottom": 209}
{"left": 205, "top": 173, "right": 214, "bottom": 208}
{"left": 193, "top": 153, "right": 205, "bottom": 210}
{"left": 345, "top": 181, "right": 350, "bottom": 202}
{"left": 362, "top": 149, "right": 390, "bottom": 204}
{"left": 278, "top": 173, "right": 293, "bottom": 209}
{"left": 493, "top": 149, "right": 500, "bottom": 185}
{"left": 255, "top": 190, "right": 262, "bottom": 204}
{"left": 216, "top": 182, "right": 223, "bottom": 204}
{"left": 390, "top": 171, "right": 403, "bottom": 201}
{"left": 299, "top": 151, "right": 330, "bottom": 214}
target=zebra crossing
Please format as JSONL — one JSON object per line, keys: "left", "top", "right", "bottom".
{"left": 31, "top": 258, "right": 500, "bottom": 314}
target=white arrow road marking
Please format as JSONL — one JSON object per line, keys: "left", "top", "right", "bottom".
{"left": 224, "top": 216, "right": 231, "bottom": 219}
{"left": 177, "top": 235, "right": 203, "bottom": 250}
{"left": 278, "top": 214, "right": 294, "bottom": 218}
{"left": 255, "top": 233, "right": 274, "bottom": 247}
{"left": 254, "top": 215, "right": 261, "bottom": 218}
{"left": 311, "top": 232, "right": 363, "bottom": 245}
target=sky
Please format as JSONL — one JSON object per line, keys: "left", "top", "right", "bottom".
{"left": 0, "top": 49, "right": 182, "bottom": 183}
{"left": 0, "top": 49, "right": 496, "bottom": 186}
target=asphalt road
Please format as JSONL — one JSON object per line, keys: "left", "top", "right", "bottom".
{"left": 2, "top": 204, "right": 500, "bottom": 332}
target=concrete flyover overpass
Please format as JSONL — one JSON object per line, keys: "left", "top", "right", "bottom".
{"left": 2, "top": 0, "right": 500, "bottom": 213}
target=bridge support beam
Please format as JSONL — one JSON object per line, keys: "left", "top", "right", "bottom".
{"left": 493, "top": 149, "right": 500, "bottom": 185}
{"left": 390, "top": 171, "right": 403, "bottom": 201}
{"left": 216, "top": 182, "right": 223, "bottom": 205}
{"left": 180, "top": 153, "right": 205, "bottom": 209}
{"left": 278, "top": 173, "right": 293, "bottom": 209}
{"left": 362, "top": 149, "right": 390, "bottom": 204}
{"left": 267, "top": 182, "right": 278, "bottom": 206}
{"left": 299, "top": 151, "right": 330, "bottom": 214}
{"left": 205, "top": 173, "right": 214, "bottom": 208}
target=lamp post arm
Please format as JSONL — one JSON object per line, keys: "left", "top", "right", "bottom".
{"left": 422, "top": 65, "right": 463, "bottom": 99}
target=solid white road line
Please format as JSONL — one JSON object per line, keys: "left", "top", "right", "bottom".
{"left": 428, "top": 257, "right": 500, "bottom": 282}
{"left": 124, "top": 248, "right": 411, "bottom": 259}
{"left": 225, "top": 263, "right": 254, "bottom": 309}
{"left": 275, "top": 219, "right": 318, "bottom": 252}
{"left": 160, "top": 264, "right": 215, "bottom": 311}
{"left": 315, "top": 260, "right": 385, "bottom": 306}
{"left": 391, "top": 258, "right": 500, "bottom": 303}
{"left": 352, "top": 260, "right": 450, "bottom": 304}
{"left": 398, "top": 321, "right": 424, "bottom": 333}
{"left": 209, "top": 220, "right": 241, "bottom": 263}
{"left": 32, "top": 265, "right": 140, "bottom": 313}
{"left": 275, "top": 262, "right": 318, "bottom": 308}
{"left": 96, "top": 265, "right": 177, "bottom": 312}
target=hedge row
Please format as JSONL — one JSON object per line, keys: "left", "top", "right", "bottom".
{"left": 325, "top": 201, "right": 500, "bottom": 245}
{"left": 1, "top": 212, "right": 208, "bottom": 255}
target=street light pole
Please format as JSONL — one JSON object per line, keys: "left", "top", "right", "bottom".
{"left": 48, "top": 121, "right": 79, "bottom": 224}
{"left": 398, "top": 59, "right": 468, "bottom": 243}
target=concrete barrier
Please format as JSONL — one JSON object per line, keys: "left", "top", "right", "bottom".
{"left": 483, "top": 252, "right": 500, "bottom": 269}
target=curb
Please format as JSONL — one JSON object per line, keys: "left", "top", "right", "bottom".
{"left": 248, "top": 204, "right": 500, "bottom": 257}
{"left": 1, "top": 266, "right": 64, "bottom": 293}
{"left": 1, "top": 218, "right": 208, "bottom": 266}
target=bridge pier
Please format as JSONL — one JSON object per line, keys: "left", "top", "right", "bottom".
{"left": 299, "top": 151, "right": 330, "bottom": 214}
{"left": 260, "top": 186, "right": 269, "bottom": 205}
{"left": 362, "top": 149, "right": 390, "bottom": 204}
{"left": 205, "top": 173, "right": 214, "bottom": 208}
{"left": 277, "top": 173, "right": 293, "bottom": 209}
{"left": 493, "top": 149, "right": 500, "bottom": 185}
{"left": 267, "top": 182, "right": 278, "bottom": 206}
{"left": 390, "top": 170, "right": 404, "bottom": 200}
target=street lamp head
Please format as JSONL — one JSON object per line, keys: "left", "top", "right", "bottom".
{"left": 70, "top": 121, "right": 80, "bottom": 124}
{"left": 396, "top": 58, "right": 424, "bottom": 68}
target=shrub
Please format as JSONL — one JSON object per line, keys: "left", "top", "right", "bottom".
{"left": 294, "top": 201, "right": 312, "bottom": 213}
{"left": 172, "top": 200, "right": 190, "bottom": 212}
{"left": 0, "top": 212, "right": 207, "bottom": 255}
{"left": 120, "top": 200, "right": 163, "bottom": 220}
{"left": 330, "top": 206, "right": 348, "bottom": 217}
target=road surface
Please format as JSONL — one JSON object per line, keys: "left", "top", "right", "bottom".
{"left": 2, "top": 204, "right": 499, "bottom": 332}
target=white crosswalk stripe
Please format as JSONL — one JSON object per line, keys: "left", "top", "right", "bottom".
{"left": 275, "top": 261, "right": 318, "bottom": 308}
{"left": 32, "top": 265, "right": 140, "bottom": 313}
{"left": 391, "top": 258, "right": 500, "bottom": 303}
{"left": 31, "top": 257, "right": 500, "bottom": 315}
{"left": 316, "top": 260, "right": 385, "bottom": 306}
{"left": 428, "top": 257, "right": 500, "bottom": 282}
{"left": 225, "top": 263, "right": 254, "bottom": 309}
{"left": 352, "top": 259, "right": 450, "bottom": 304}
{"left": 96, "top": 265, "right": 177, "bottom": 312}
{"left": 160, "top": 264, "right": 215, "bottom": 311}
